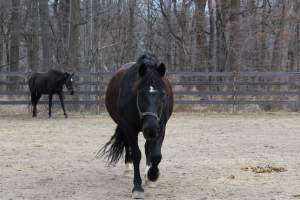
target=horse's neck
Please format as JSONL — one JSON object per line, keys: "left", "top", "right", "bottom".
{"left": 56, "top": 75, "right": 66, "bottom": 85}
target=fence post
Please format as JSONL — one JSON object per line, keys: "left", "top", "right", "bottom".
{"left": 298, "top": 85, "right": 300, "bottom": 111}
{"left": 97, "top": 71, "right": 101, "bottom": 114}
{"left": 232, "top": 71, "right": 237, "bottom": 113}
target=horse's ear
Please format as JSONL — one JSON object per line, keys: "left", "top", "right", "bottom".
{"left": 138, "top": 63, "right": 147, "bottom": 77}
{"left": 71, "top": 73, "right": 74, "bottom": 77}
{"left": 157, "top": 63, "right": 166, "bottom": 77}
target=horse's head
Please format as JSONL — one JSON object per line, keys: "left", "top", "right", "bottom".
{"left": 136, "top": 54, "right": 167, "bottom": 141}
{"left": 64, "top": 72, "right": 74, "bottom": 95}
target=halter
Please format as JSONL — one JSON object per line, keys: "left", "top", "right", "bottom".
{"left": 136, "top": 93, "right": 160, "bottom": 122}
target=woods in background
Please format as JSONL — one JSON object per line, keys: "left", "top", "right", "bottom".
{"left": 0, "top": 0, "right": 300, "bottom": 74}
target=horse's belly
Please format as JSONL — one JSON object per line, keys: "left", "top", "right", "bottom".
{"left": 105, "top": 69, "right": 128, "bottom": 125}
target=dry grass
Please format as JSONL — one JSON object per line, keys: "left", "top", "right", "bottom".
{"left": 241, "top": 165, "right": 287, "bottom": 173}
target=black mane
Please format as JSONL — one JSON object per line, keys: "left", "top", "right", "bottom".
{"left": 136, "top": 53, "right": 164, "bottom": 88}
{"left": 137, "top": 53, "right": 159, "bottom": 68}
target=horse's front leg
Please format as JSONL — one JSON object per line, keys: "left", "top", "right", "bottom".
{"left": 48, "top": 93, "right": 53, "bottom": 118}
{"left": 131, "top": 142, "right": 144, "bottom": 199}
{"left": 145, "top": 128, "right": 165, "bottom": 183}
{"left": 58, "top": 92, "right": 67, "bottom": 118}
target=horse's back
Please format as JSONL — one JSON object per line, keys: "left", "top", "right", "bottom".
{"left": 28, "top": 71, "right": 53, "bottom": 94}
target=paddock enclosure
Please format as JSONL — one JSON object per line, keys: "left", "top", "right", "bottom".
{"left": 2, "top": 71, "right": 300, "bottom": 112}
{"left": 1, "top": 113, "right": 300, "bottom": 200}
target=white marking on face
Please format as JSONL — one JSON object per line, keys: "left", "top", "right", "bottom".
{"left": 149, "top": 86, "right": 157, "bottom": 93}
{"left": 70, "top": 78, "right": 73, "bottom": 82}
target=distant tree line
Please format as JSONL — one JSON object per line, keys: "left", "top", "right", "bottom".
{"left": 0, "top": 0, "right": 300, "bottom": 74}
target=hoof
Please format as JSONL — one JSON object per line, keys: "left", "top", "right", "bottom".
{"left": 132, "top": 191, "right": 144, "bottom": 199}
{"left": 147, "top": 166, "right": 159, "bottom": 182}
{"left": 144, "top": 165, "right": 157, "bottom": 187}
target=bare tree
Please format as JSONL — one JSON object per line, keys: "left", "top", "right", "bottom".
{"left": 39, "top": 0, "right": 53, "bottom": 69}
{"left": 271, "top": 1, "right": 287, "bottom": 71}
{"left": 126, "top": 0, "right": 137, "bottom": 62}
{"left": 27, "top": 0, "right": 39, "bottom": 72}
{"left": 226, "top": 0, "right": 241, "bottom": 71}
{"left": 8, "top": 0, "right": 20, "bottom": 92}
{"left": 208, "top": 0, "right": 216, "bottom": 72}
{"left": 68, "top": 0, "right": 80, "bottom": 72}
{"left": 194, "top": 0, "right": 208, "bottom": 71}
{"left": 10, "top": 0, "right": 20, "bottom": 73}
{"left": 215, "top": 0, "right": 227, "bottom": 72}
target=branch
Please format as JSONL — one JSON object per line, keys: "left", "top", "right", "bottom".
{"left": 159, "top": 0, "right": 188, "bottom": 55}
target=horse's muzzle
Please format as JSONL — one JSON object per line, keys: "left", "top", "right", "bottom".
{"left": 143, "top": 127, "right": 158, "bottom": 140}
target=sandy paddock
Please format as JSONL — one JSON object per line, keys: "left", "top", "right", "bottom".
{"left": 1, "top": 112, "right": 300, "bottom": 200}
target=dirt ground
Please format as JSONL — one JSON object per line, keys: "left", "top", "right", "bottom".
{"left": 1, "top": 112, "right": 300, "bottom": 200}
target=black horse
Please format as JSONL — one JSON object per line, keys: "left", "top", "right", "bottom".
{"left": 28, "top": 70, "right": 74, "bottom": 118}
{"left": 99, "top": 53, "right": 173, "bottom": 199}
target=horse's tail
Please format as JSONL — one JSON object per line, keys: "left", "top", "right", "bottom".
{"left": 28, "top": 76, "right": 33, "bottom": 92}
{"left": 97, "top": 126, "right": 125, "bottom": 166}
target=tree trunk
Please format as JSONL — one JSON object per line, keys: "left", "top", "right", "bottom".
{"left": 271, "top": 2, "right": 286, "bottom": 71}
{"left": 10, "top": 0, "right": 20, "bottom": 91}
{"left": 146, "top": 0, "right": 154, "bottom": 51}
{"left": 0, "top": 8, "right": 4, "bottom": 92}
{"left": 293, "top": 1, "right": 300, "bottom": 71}
{"left": 194, "top": 0, "right": 208, "bottom": 71}
{"left": 208, "top": 0, "right": 216, "bottom": 72}
{"left": 226, "top": 0, "right": 240, "bottom": 71}
{"left": 28, "top": 0, "right": 39, "bottom": 72}
{"left": 92, "top": 0, "right": 101, "bottom": 71}
{"left": 58, "top": 0, "right": 70, "bottom": 68}
{"left": 84, "top": 0, "right": 92, "bottom": 68}
{"left": 0, "top": 17, "right": 3, "bottom": 68}
{"left": 174, "top": 0, "right": 188, "bottom": 69}
{"left": 68, "top": 0, "right": 80, "bottom": 71}
{"left": 39, "top": 0, "right": 53, "bottom": 69}
{"left": 126, "top": 0, "right": 137, "bottom": 62}
{"left": 215, "top": 0, "right": 227, "bottom": 72}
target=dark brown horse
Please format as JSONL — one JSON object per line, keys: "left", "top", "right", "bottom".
{"left": 99, "top": 53, "right": 173, "bottom": 198}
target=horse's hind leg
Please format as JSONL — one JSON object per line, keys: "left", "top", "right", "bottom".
{"left": 31, "top": 93, "right": 40, "bottom": 117}
{"left": 48, "top": 93, "right": 53, "bottom": 118}
{"left": 58, "top": 92, "right": 68, "bottom": 118}
{"left": 124, "top": 137, "right": 133, "bottom": 176}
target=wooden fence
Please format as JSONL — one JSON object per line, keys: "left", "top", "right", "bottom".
{"left": 1, "top": 71, "right": 300, "bottom": 112}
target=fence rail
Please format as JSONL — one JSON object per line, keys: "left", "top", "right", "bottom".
{"left": 1, "top": 71, "right": 300, "bottom": 111}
